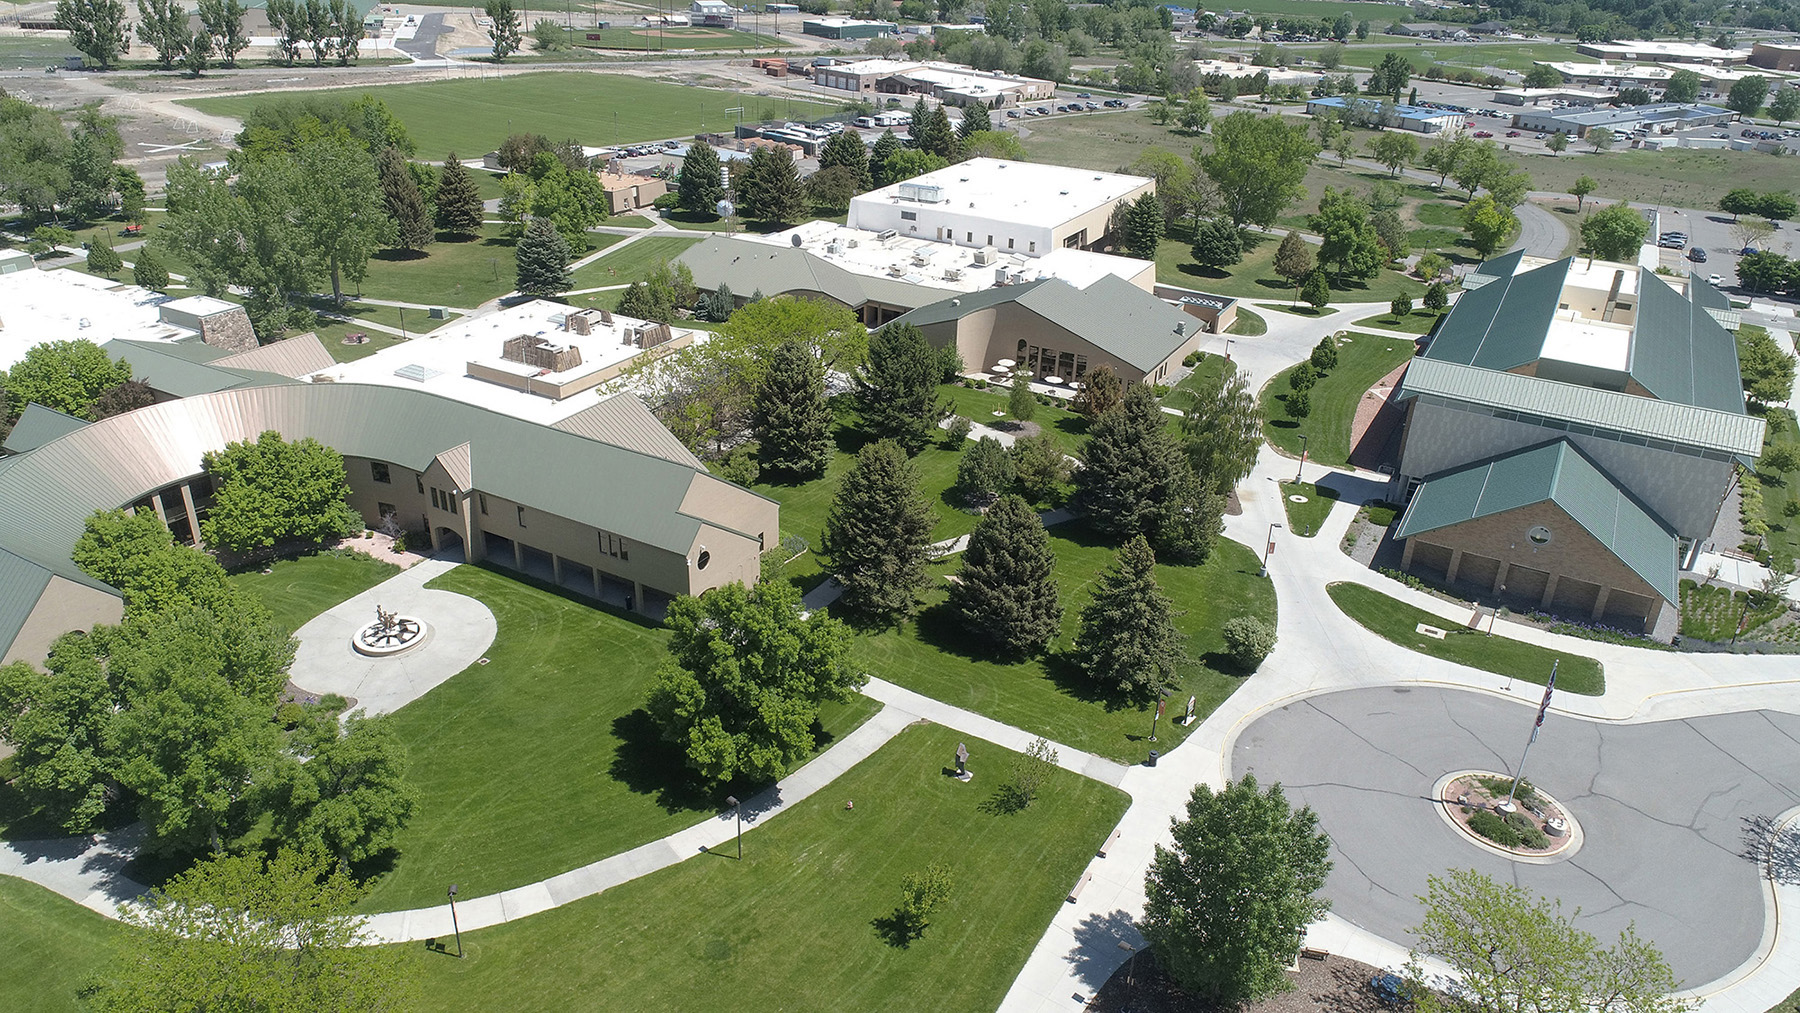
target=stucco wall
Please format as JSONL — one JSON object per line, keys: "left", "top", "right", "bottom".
{"left": 2, "top": 577, "right": 125, "bottom": 666}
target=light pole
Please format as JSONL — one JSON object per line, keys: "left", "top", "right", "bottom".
{"left": 1224, "top": 337, "right": 1234, "bottom": 361}
{"left": 1295, "top": 433, "right": 1308, "bottom": 485}
{"left": 726, "top": 794, "right": 743, "bottom": 859}
{"left": 1260, "top": 521, "right": 1282, "bottom": 577}
{"left": 447, "top": 883, "right": 464, "bottom": 958}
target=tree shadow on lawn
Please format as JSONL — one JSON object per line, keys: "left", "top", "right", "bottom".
{"left": 372, "top": 248, "right": 430, "bottom": 263}
{"left": 609, "top": 708, "right": 848, "bottom": 818}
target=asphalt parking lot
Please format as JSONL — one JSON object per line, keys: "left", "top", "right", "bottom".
{"left": 1232, "top": 686, "right": 1800, "bottom": 987}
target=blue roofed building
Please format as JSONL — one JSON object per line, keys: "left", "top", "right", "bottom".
{"left": 1385, "top": 252, "right": 1762, "bottom": 633}
{"left": 1304, "top": 96, "right": 1466, "bottom": 133}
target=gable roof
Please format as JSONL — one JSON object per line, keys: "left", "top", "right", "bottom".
{"left": 212, "top": 333, "right": 337, "bottom": 379}
{"left": 1422, "top": 253, "right": 1566, "bottom": 371}
{"left": 677, "top": 237, "right": 956, "bottom": 313}
{"left": 2, "top": 403, "right": 90, "bottom": 455}
{"left": 887, "top": 274, "right": 1192, "bottom": 372}
{"left": 1395, "top": 439, "right": 1679, "bottom": 603}
{"left": 1628, "top": 271, "right": 1745, "bottom": 414}
{"left": 102, "top": 339, "right": 295, "bottom": 398}
{"left": 0, "top": 547, "right": 58, "bottom": 660}
{"left": 552, "top": 394, "right": 706, "bottom": 469}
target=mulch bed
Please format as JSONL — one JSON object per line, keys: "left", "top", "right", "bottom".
{"left": 1086, "top": 950, "right": 1394, "bottom": 1013}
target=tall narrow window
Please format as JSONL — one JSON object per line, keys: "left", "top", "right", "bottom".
{"left": 416, "top": 476, "right": 424, "bottom": 494}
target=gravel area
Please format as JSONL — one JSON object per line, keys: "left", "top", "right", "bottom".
{"left": 1085, "top": 950, "right": 1393, "bottom": 1013}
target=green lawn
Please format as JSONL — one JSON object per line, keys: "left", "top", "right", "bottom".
{"left": 1279, "top": 481, "right": 1338, "bottom": 537}
{"left": 568, "top": 236, "right": 701, "bottom": 290}
{"left": 356, "top": 564, "right": 879, "bottom": 912}
{"left": 1156, "top": 228, "right": 1418, "bottom": 305}
{"left": 1262, "top": 332, "right": 1416, "bottom": 466}
{"left": 1751, "top": 407, "right": 1800, "bottom": 561}
{"left": 573, "top": 25, "right": 781, "bottom": 50}
{"left": 1256, "top": 302, "right": 1337, "bottom": 317}
{"left": 0, "top": 877, "right": 128, "bottom": 1013}
{"left": 1228, "top": 307, "right": 1268, "bottom": 336}
{"left": 1161, "top": 352, "right": 1235, "bottom": 413}
{"left": 1354, "top": 309, "right": 1445, "bottom": 335}
{"left": 1328, "top": 582, "right": 1604, "bottom": 695}
{"left": 183, "top": 74, "right": 841, "bottom": 161}
{"left": 1763, "top": 983, "right": 1800, "bottom": 1013}
{"left": 227, "top": 549, "right": 401, "bottom": 635}
{"left": 312, "top": 301, "right": 458, "bottom": 361}
{"left": 943, "top": 384, "right": 1089, "bottom": 457}
{"left": 855, "top": 530, "right": 1276, "bottom": 763}
{"left": 412, "top": 723, "right": 1129, "bottom": 1013}
{"left": 352, "top": 226, "right": 539, "bottom": 308}
{"left": 605, "top": 214, "right": 656, "bottom": 230}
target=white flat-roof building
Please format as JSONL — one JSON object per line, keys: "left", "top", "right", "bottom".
{"left": 1192, "top": 58, "right": 1322, "bottom": 88}
{"left": 1574, "top": 40, "right": 1748, "bottom": 65}
{"left": 1537, "top": 60, "right": 1794, "bottom": 100}
{"left": 750, "top": 221, "right": 1157, "bottom": 293}
{"left": 847, "top": 158, "right": 1154, "bottom": 256}
{"left": 0, "top": 270, "right": 227, "bottom": 370}
{"left": 306, "top": 300, "right": 700, "bottom": 425}
{"left": 812, "top": 58, "right": 1054, "bottom": 106}
{"left": 1494, "top": 86, "right": 1614, "bottom": 106}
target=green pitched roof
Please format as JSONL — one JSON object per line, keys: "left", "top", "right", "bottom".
{"left": 1421, "top": 253, "right": 1567, "bottom": 371}
{"left": 0, "top": 547, "right": 57, "bottom": 659}
{"left": 2, "top": 403, "right": 90, "bottom": 455}
{"left": 102, "top": 339, "right": 295, "bottom": 398}
{"left": 888, "top": 275, "right": 1192, "bottom": 372}
{"left": 1395, "top": 439, "right": 1679, "bottom": 603}
{"left": 1627, "top": 270, "right": 1745, "bottom": 414}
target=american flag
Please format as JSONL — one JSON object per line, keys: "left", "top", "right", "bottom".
{"left": 1531, "top": 661, "right": 1559, "bottom": 741}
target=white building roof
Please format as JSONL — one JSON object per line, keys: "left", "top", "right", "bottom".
{"left": 748, "top": 222, "right": 1153, "bottom": 294}
{"left": 161, "top": 294, "right": 238, "bottom": 317}
{"left": 305, "top": 300, "right": 699, "bottom": 425}
{"left": 822, "top": 58, "right": 1049, "bottom": 96}
{"left": 1193, "top": 59, "right": 1321, "bottom": 86}
{"left": 849, "top": 158, "right": 1150, "bottom": 231}
{"left": 0, "top": 270, "right": 199, "bottom": 370}
{"left": 1577, "top": 40, "right": 1745, "bottom": 63}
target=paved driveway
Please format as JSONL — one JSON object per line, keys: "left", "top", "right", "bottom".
{"left": 1232, "top": 686, "right": 1800, "bottom": 987}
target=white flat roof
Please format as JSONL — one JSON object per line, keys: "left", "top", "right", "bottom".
{"left": 0, "top": 269, "right": 197, "bottom": 370}
{"left": 850, "top": 158, "right": 1150, "bottom": 228}
{"left": 1542, "top": 313, "right": 1633, "bottom": 372}
{"left": 822, "top": 58, "right": 1048, "bottom": 92}
{"left": 161, "top": 294, "right": 238, "bottom": 316}
{"left": 1578, "top": 41, "right": 1745, "bottom": 60}
{"left": 751, "top": 222, "right": 1153, "bottom": 293}
{"left": 305, "top": 300, "right": 696, "bottom": 425}
{"left": 1193, "top": 59, "right": 1321, "bottom": 85}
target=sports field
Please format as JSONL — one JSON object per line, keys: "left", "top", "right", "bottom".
{"left": 575, "top": 25, "right": 781, "bottom": 50}
{"left": 182, "top": 73, "right": 841, "bottom": 159}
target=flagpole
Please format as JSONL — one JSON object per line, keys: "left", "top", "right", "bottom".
{"left": 1507, "top": 659, "right": 1557, "bottom": 809}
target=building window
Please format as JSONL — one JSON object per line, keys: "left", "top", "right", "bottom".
{"left": 619, "top": 539, "right": 629, "bottom": 561}
{"left": 987, "top": 234, "right": 993, "bottom": 245}
{"left": 430, "top": 487, "right": 441, "bottom": 510}
{"left": 479, "top": 493, "right": 488, "bottom": 515}
{"left": 378, "top": 501, "right": 396, "bottom": 520}
{"left": 416, "top": 475, "right": 424, "bottom": 494}
{"left": 1029, "top": 241, "right": 1036, "bottom": 253}
{"left": 1528, "top": 525, "right": 1553, "bottom": 545}
{"left": 900, "top": 210, "right": 917, "bottom": 220}
{"left": 370, "top": 461, "right": 391, "bottom": 484}
{"left": 517, "top": 506, "right": 527, "bottom": 527}
{"left": 1007, "top": 238, "right": 1015, "bottom": 249}
{"left": 966, "top": 231, "right": 972, "bottom": 242}
{"left": 697, "top": 550, "right": 711, "bottom": 570}
{"left": 448, "top": 491, "right": 458, "bottom": 516}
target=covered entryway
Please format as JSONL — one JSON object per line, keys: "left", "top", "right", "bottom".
{"left": 433, "top": 527, "right": 465, "bottom": 563}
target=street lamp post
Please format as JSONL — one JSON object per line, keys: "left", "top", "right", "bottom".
{"left": 1260, "top": 522, "right": 1282, "bottom": 577}
{"left": 726, "top": 794, "right": 743, "bottom": 859}
{"left": 1224, "top": 338, "right": 1234, "bottom": 361}
{"left": 1295, "top": 433, "right": 1308, "bottom": 485}
{"left": 447, "top": 883, "right": 464, "bottom": 958}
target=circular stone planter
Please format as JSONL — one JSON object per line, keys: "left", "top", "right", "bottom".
{"left": 352, "top": 615, "right": 431, "bottom": 657}
{"left": 1431, "top": 770, "right": 1583, "bottom": 864}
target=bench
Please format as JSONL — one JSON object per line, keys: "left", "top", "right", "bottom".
{"left": 1098, "top": 829, "right": 1121, "bottom": 858}
{"left": 1066, "top": 871, "right": 1092, "bottom": 903}
{"left": 1300, "top": 947, "right": 1330, "bottom": 961}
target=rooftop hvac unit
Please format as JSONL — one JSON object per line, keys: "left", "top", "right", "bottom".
{"left": 875, "top": 229, "right": 898, "bottom": 241}
{"left": 846, "top": 238, "right": 859, "bottom": 248}
{"left": 889, "top": 263, "right": 908, "bottom": 277}
{"left": 995, "top": 266, "right": 1010, "bottom": 284}
{"left": 972, "top": 246, "right": 998, "bottom": 266}
{"left": 911, "top": 250, "right": 933, "bottom": 266}
{"left": 826, "top": 240, "right": 842, "bottom": 255}
{"left": 896, "top": 182, "right": 945, "bottom": 203}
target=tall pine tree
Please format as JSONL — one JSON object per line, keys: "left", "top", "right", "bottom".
{"left": 736, "top": 145, "right": 806, "bottom": 226}
{"left": 754, "top": 339, "right": 833, "bottom": 479}
{"left": 817, "top": 130, "right": 871, "bottom": 194}
{"left": 822, "top": 439, "right": 935, "bottom": 622}
{"left": 1073, "top": 536, "right": 1185, "bottom": 698}
{"left": 514, "top": 216, "right": 571, "bottom": 297}
{"left": 857, "top": 323, "right": 946, "bottom": 454}
{"left": 1122, "top": 192, "right": 1165, "bottom": 259}
{"left": 1076, "top": 383, "right": 1213, "bottom": 560}
{"left": 869, "top": 130, "right": 902, "bottom": 187}
{"left": 679, "top": 140, "right": 725, "bottom": 216}
{"left": 378, "top": 147, "right": 434, "bottom": 252}
{"left": 433, "top": 152, "right": 484, "bottom": 237}
{"left": 949, "top": 494, "right": 1062, "bottom": 657}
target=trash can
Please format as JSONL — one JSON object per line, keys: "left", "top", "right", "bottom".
{"left": 1147, "top": 750, "right": 1158, "bottom": 767}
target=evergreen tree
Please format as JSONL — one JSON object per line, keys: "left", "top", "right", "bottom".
{"left": 1073, "top": 535, "right": 1184, "bottom": 698}
{"left": 753, "top": 339, "right": 833, "bottom": 478}
{"left": 821, "top": 439, "right": 935, "bottom": 622}
{"left": 377, "top": 147, "right": 433, "bottom": 252}
{"left": 857, "top": 323, "right": 947, "bottom": 454}
{"left": 955, "top": 435, "right": 1014, "bottom": 508}
{"left": 949, "top": 494, "right": 1062, "bottom": 656}
{"left": 736, "top": 145, "right": 806, "bottom": 225}
{"left": 818, "top": 129, "right": 872, "bottom": 193}
{"left": 433, "top": 153, "right": 484, "bottom": 236}
{"left": 1076, "top": 383, "right": 1212, "bottom": 559}
{"left": 927, "top": 105, "right": 959, "bottom": 160}
{"left": 869, "top": 130, "right": 903, "bottom": 187}
{"left": 678, "top": 140, "right": 725, "bottom": 216}
{"left": 485, "top": 0, "right": 521, "bottom": 60}
{"left": 1008, "top": 375, "right": 1037, "bottom": 422}
{"left": 133, "top": 246, "right": 170, "bottom": 292}
{"left": 86, "top": 234, "right": 123, "bottom": 277}
{"left": 1011, "top": 430, "right": 1070, "bottom": 504}
{"left": 1192, "top": 216, "right": 1244, "bottom": 268}
{"left": 514, "top": 216, "right": 572, "bottom": 297}
{"left": 958, "top": 105, "right": 991, "bottom": 138}
{"left": 1310, "top": 335, "right": 1338, "bottom": 371}
{"left": 1072, "top": 364, "right": 1124, "bottom": 417}
{"left": 1423, "top": 280, "right": 1449, "bottom": 313}
{"left": 1300, "top": 268, "right": 1330, "bottom": 309}
{"left": 1123, "top": 192, "right": 1165, "bottom": 260}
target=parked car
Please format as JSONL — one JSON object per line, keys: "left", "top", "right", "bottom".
{"left": 1688, "top": 247, "right": 1708, "bottom": 262}
{"left": 1077, "top": 91, "right": 1092, "bottom": 98}
{"left": 1534, "top": 132, "right": 1546, "bottom": 139}
{"left": 1658, "top": 238, "right": 1686, "bottom": 249}
{"left": 1506, "top": 130, "right": 1521, "bottom": 137}
{"left": 1006, "top": 109, "right": 1021, "bottom": 118}
{"left": 1741, "top": 246, "right": 1759, "bottom": 255}
{"left": 1473, "top": 130, "right": 1494, "bottom": 138}
{"left": 1708, "top": 273, "right": 1723, "bottom": 285}
{"left": 1084, "top": 102, "right": 1100, "bottom": 110}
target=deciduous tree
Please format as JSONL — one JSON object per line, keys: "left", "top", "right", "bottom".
{"left": 486, "top": 0, "right": 522, "bottom": 60}
{"left": 1182, "top": 370, "right": 1260, "bottom": 494}
{"left": 950, "top": 494, "right": 1062, "bottom": 656}
{"left": 1727, "top": 75, "right": 1769, "bottom": 116}
{"left": 822, "top": 439, "right": 936, "bottom": 622}
{"left": 56, "top": 0, "right": 130, "bottom": 69}
{"left": 1142, "top": 774, "right": 1332, "bottom": 1004}
{"left": 135, "top": 0, "right": 189, "bottom": 69}
{"left": 268, "top": 715, "right": 418, "bottom": 868}
{"left": 1579, "top": 202, "right": 1647, "bottom": 262}
{"left": 201, "top": 431, "right": 363, "bottom": 552}
{"left": 0, "top": 338, "right": 132, "bottom": 423}
{"left": 1664, "top": 69, "right": 1702, "bottom": 103}
{"left": 1570, "top": 174, "right": 1597, "bottom": 210}
{"left": 1072, "top": 535, "right": 1184, "bottom": 698}
{"left": 1310, "top": 187, "right": 1384, "bottom": 281}
{"left": 1371, "top": 130, "right": 1419, "bottom": 176}
{"left": 1462, "top": 194, "right": 1516, "bottom": 257}
{"left": 197, "top": 0, "right": 250, "bottom": 65}
{"left": 1072, "top": 363, "right": 1123, "bottom": 417}
{"left": 1010, "top": 430, "right": 1070, "bottom": 504}
{"left": 1200, "top": 112, "right": 1318, "bottom": 227}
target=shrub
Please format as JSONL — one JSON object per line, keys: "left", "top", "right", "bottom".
{"left": 719, "top": 446, "right": 760, "bottom": 485}
{"left": 944, "top": 415, "right": 973, "bottom": 446}
{"left": 1221, "top": 615, "right": 1277, "bottom": 670}
{"left": 1285, "top": 389, "right": 1311, "bottom": 419}
{"left": 1183, "top": 350, "right": 1203, "bottom": 367}
{"left": 1504, "top": 810, "right": 1549, "bottom": 849}
{"left": 1466, "top": 809, "right": 1520, "bottom": 847}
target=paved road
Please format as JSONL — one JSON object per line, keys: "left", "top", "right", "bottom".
{"left": 1509, "top": 198, "right": 1570, "bottom": 259}
{"left": 1234, "top": 687, "right": 1800, "bottom": 987}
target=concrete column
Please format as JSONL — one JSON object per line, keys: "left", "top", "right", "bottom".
{"left": 149, "top": 491, "right": 170, "bottom": 531}
{"left": 1540, "top": 574, "right": 1560, "bottom": 609}
{"left": 592, "top": 567, "right": 602, "bottom": 598}
{"left": 552, "top": 554, "right": 563, "bottom": 586}
{"left": 179, "top": 483, "right": 202, "bottom": 547}
{"left": 513, "top": 539, "right": 524, "bottom": 571}
{"left": 1401, "top": 538, "right": 1416, "bottom": 569}
{"left": 1591, "top": 585, "right": 1611, "bottom": 621}
{"left": 1492, "top": 560, "right": 1511, "bottom": 595}
{"left": 631, "top": 580, "right": 643, "bottom": 614}
{"left": 1444, "top": 548, "right": 1464, "bottom": 584}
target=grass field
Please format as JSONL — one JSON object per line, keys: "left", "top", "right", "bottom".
{"left": 943, "top": 384, "right": 1090, "bottom": 457}
{"left": 412, "top": 722, "right": 1128, "bottom": 1013}
{"left": 567, "top": 235, "right": 700, "bottom": 290}
{"left": 0, "top": 877, "right": 128, "bottom": 1013}
{"left": 228, "top": 550, "right": 401, "bottom": 635}
{"left": 1502, "top": 147, "right": 1800, "bottom": 208}
{"left": 352, "top": 225, "right": 551, "bottom": 308}
{"left": 356, "top": 564, "right": 879, "bottom": 912}
{"left": 183, "top": 73, "right": 841, "bottom": 161}
{"left": 574, "top": 25, "right": 780, "bottom": 50}
{"left": 1281, "top": 40, "right": 1582, "bottom": 74}
{"left": 1229, "top": 306, "right": 1268, "bottom": 335}
{"left": 605, "top": 214, "right": 656, "bottom": 229}
{"left": 855, "top": 529, "right": 1276, "bottom": 763}
{"left": 1279, "top": 481, "right": 1338, "bottom": 536}
{"left": 1754, "top": 407, "right": 1800, "bottom": 561}
{"left": 1161, "top": 351, "right": 1235, "bottom": 413}
{"left": 1328, "top": 582, "right": 1604, "bottom": 694}
{"left": 1157, "top": 228, "right": 1419, "bottom": 304}
{"left": 1354, "top": 308, "right": 1445, "bottom": 334}
{"left": 1262, "top": 331, "right": 1417, "bottom": 465}
{"left": 1257, "top": 302, "right": 1337, "bottom": 317}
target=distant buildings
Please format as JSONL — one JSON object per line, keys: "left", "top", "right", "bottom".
{"left": 1191, "top": 59, "right": 1321, "bottom": 88}
{"left": 1507, "top": 102, "right": 1736, "bottom": 138}
{"left": 1748, "top": 42, "right": 1800, "bottom": 72}
{"left": 1387, "top": 23, "right": 1470, "bottom": 39}
{"left": 801, "top": 17, "right": 894, "bottom": 39}
{"left": 1534, "top": 60, "right": 1792, "bottom": 101}
{"left": 1304, "top": 96, "right": 1465, "bottom": 133}
{"left": 811, "top": 59, "right": 1054, "bottom": 107}
{"left": 1573, "top": 40, "right": 1749, "bottom": 65}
